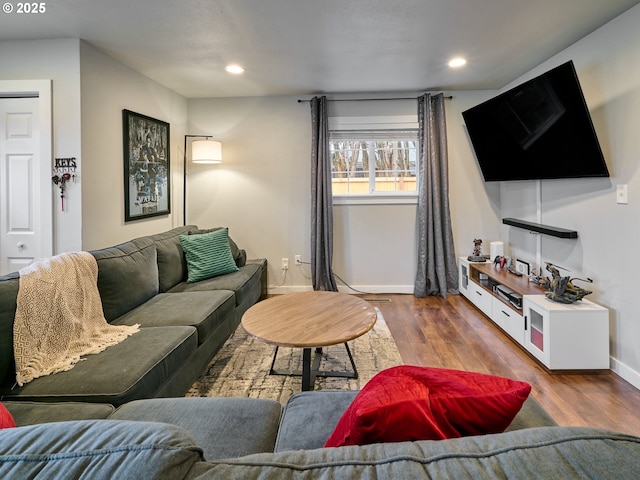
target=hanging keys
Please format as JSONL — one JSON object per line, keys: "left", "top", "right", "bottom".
{"left": 52, "top": 174, "right": 72, "bottom": 211}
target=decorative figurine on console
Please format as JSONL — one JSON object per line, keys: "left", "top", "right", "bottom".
{"left": 543, "top": 262, "right": 593, "bottom": 304}
{"left": 493, "top": 255, "right": 512, "bottom": 269}
{"left": 467, "top": 239, "right": 486, "bottom": 262}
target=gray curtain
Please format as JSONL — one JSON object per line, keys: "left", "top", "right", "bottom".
{"left": 414, "top": 93, "right": 459, "bottom": 297}
{"left": 310, "top": 96, "right": 338, "bottom": 291}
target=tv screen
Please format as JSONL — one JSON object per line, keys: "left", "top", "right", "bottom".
{"left": 462, "top": 61, "right": 609, "bottom": 182}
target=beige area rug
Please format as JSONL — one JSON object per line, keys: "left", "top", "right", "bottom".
{"left": 186, "top": 308, "right": 403, "bottom": 404}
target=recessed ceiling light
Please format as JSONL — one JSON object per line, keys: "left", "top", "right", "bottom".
{"left": 225, "top": 64, "right": 245, "bottom": 74}
{"left": 448, "top": 57, "right": 467, "bottom": 68}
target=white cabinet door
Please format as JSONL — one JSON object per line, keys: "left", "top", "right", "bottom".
{"left": 458, "top": 257, "right": 470, "bottom": 298}
{"left": 523, "top": 299, "right": 550, "bottom": 366}
{"left": 523, "top": 295, "right": 609, "bottom": 370}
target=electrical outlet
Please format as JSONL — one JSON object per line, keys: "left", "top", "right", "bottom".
{"left": 281, "top": 258, "right": 289, "bottom": 270}
{"left": 295, "top": 255, "right": 302, "bottom": 265}
{"left": 617, "top": 184, "right": 628, "bottom": 204}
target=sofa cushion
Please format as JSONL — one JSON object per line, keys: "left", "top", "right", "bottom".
{"left": 0, "top": 420, "right": 202, "bottom": 479}
{"left": 0, "top": 274, "right": 19, "bottom": 387}
{"left": 111, "top": 397, "right": 282, "bottom": 461}
{"left": 324, "top": 365, "right": 531, "bottom": 447}
{"left": 168, "top": 262, "right": 263, "bottom": 311}
{"left": 91, "top": 237, "right": 159, "bottom": 321}
{"left": 0, "top": 403, "right": 15, "bottom": 429}
{"left": 276, "top": 391, "right": 357, "bottom": 452}
{"left": 505, "top": 395, "right": 557, "bottom": 431}
{"left": 196, "top": 427, "right": 640, "bottom": 479}
{"left": 143, "top": 226, "right": 197, "bottom": 293}
{"left": 180, "top": 229, "right": 239, "bottom": 283}
{"left": 112, "top": 291, "right": 236, "bottom": 345}
{"left": 0, "top": 326, "right": 197, "bottom": 406}
{"left": 4, "top": 401, "right": 114, "bottom": 426}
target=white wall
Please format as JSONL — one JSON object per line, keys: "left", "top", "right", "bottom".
{"left": 186, "top": 96, "right": 312, "bottom": 291}
{"left": 80, "top": 42, "right": 188, "bottom": 249}
{"left": 0, "top": 39, "right": 82, "bottom": 253}
{"left": 496, "top": 4, "right": 640, "bottom": 387}
{"left": 186, "top": 92, "right": 498, "bottom": 293}
{"left": 329, "top": 96, "right": 419, "bottom": 293}
{"left": 447, "top": 91, "right": 503, "bottom": 260}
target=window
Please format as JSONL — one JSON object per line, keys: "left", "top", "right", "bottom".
{"left": 329, "top": 116, "right": 419, "bottom": 204}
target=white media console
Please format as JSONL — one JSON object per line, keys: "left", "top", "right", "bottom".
{"left": 459, "top": 257, "right": 609, "bottom": 371}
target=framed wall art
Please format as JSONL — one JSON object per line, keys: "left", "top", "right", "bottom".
{"left": 123, "top": 109, "right": 170, "bottom": 221}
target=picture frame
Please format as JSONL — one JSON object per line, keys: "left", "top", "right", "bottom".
{"left": 123, "top": 109, "right": 170, "bottom": 221}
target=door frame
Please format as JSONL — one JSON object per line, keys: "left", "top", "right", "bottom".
{"left": 0, "top": 79, "right": 53, "bottom": 262}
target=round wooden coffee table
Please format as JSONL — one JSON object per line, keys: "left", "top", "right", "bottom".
{"left": 241, "top": 291, "right": 377, "bottom": 391}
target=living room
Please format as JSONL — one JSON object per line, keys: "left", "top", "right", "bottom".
{"left": 2, "top": 2, "right": 640, "bottom": 475}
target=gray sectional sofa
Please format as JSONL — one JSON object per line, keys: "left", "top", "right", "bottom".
{"left": 0, "top": 225, "right": 267, "bottom": 406}
{"left": 2, "top": 391, "right": 640, "bottom": 479}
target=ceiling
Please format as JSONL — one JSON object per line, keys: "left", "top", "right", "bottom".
{"left": 1, "top": 0, "right": 638, "bottom": 98}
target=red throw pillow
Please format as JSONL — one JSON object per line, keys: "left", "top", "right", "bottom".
{"left": 0, "top": 402, "right": 16, "bottom": 429}
{"left": 324, "top": 365, "right": 531, "bottom": 447}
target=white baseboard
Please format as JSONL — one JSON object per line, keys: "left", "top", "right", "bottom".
{"left": 267, "top": 285, "right": 414, "bottom": 295}
{"left": 610, "top": 357, "right": 640, "bottom": 391}
{"left": 266, "top": 285, "right": 314, "bottom": 294}
{"left": 336, "top": 285, "right": 414, "bottom": 294}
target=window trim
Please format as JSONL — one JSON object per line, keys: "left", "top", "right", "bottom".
{"left": 329, "top": 115, "right": 418, "bottom": 131}
{"left": 333, "top": 194, "right": 418, "bottom": 206}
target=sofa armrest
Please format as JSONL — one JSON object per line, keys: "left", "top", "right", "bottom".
{"left": 0, "top": 420, "right": 202, "bottom": 479}
{"left": 246, "top": 258, "right": 268, "bottom": 300}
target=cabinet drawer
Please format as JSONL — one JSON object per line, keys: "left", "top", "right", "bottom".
{"left": 493, "top": 298, "right": 524, "bottom": 344}
{"left": 469, "top": 280, "right": 492, "bottom": 317}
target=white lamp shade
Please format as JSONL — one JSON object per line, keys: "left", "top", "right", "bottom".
{"left": 191, "top": 140, "right": 222, "bottom": 164}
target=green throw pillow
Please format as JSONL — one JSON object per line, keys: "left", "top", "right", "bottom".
{"left": 179, "top": 228, "right": 239, "bottom": 283}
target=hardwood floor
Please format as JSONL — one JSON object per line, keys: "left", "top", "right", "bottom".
{"left": 366, "top": 293, "right": 640, "bottom": 436}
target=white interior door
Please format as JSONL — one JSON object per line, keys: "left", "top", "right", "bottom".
{"left": 0, "top": 80, "right": 52, "bottom": 275}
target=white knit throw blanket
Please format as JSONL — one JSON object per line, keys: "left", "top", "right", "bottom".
{"left": 13, "top": 251, "right": 139, "bottom": 386}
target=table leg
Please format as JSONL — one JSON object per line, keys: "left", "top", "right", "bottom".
{"left": 269, "top": 346, "right": 280, "bottom": 375}
{"left": 302, "top": 348, "right": 312, "bottom": 391}
{"left": 269, "top": 343, "right": 358, "bottom": 391}
{"left": 344, "top": 342, "right": 358, "bottom": 380}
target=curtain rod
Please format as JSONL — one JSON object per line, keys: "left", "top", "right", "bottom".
{"left": 297, "top": 95, "right": 452, "bottom": 103}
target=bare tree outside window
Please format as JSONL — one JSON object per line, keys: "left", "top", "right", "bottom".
{"left": 330, "top": 133, "right": 418, "bottom": 195}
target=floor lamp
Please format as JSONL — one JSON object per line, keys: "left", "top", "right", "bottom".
{"left": 183, "top": 135, "right": 222, "bottom": 226}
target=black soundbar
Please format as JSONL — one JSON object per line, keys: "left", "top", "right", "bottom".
{"left": 502, "top": 218, "right": 578, "bottom": 239}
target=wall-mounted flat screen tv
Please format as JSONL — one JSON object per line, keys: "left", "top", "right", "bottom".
{"left": 462, "top": 60, "right": 609, "bottom": 182}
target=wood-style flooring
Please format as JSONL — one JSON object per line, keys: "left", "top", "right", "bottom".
{"left": 368, "top": 293, "right": 640, "bottom": 436}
